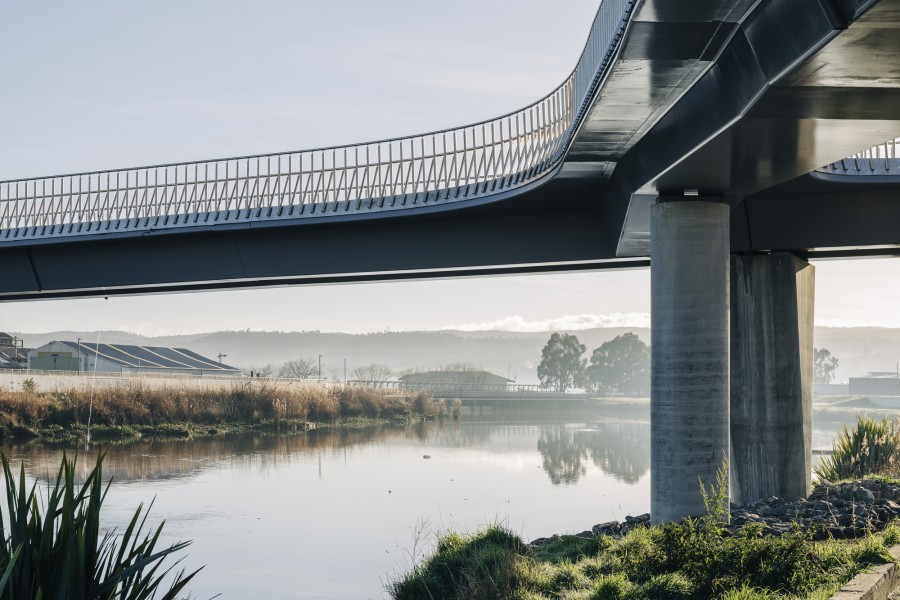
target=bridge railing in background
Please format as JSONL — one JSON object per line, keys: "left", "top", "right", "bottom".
{"left": 817, "top": 137, "right": 899, "bottom": 176}
{"left": 349, "top": 380, "right": 563, "bottom": 394}
{"left": 0, "top": 0, "right": 635, "bottom": 243}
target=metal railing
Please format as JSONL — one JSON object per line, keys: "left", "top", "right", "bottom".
{"left": 0, "top": 0, "right": 635, "bottom": 242}
{"left": 817, "top": 137, "right": 900, "bottom": 176}
{"left": 349, "top": 380, "right": 568, "bottom": 394}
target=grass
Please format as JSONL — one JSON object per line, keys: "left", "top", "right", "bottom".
{"left": 0, "top": 451, "right": 198, "bottom": 599}
{"left": 387, "top": 521, "right": 899, "bottom": 600}
{"left": 815, "top": 416, "right": 900, "bottom": 482}
{"left": 388, "top": 461, "right": 898, "bottom": 600}
{"left": 0, "top": 382, "right": 441, "bottom": 442}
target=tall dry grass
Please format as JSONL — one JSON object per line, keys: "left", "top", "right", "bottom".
{"left": 0, "top": 382, "right": 438, "bottom": 429}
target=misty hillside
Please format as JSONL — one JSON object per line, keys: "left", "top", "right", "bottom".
{"left": 12, "top": 327, "right": 898, "bottom": 384}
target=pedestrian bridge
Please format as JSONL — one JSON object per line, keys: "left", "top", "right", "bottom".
{"left": 1, "top": 0, "right": 898, "bottom": 300}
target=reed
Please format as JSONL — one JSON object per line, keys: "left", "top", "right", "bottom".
{"left": 0, "top": 451, "right": 197, "bottom": 599}
{"left": 0, "top": 383, "right": 436, "bottom": 432}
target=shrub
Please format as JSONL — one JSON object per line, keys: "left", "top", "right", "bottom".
{"left": 411, "top": 390, "right": 435, "bottom": 416}
{"left": 815, "top": 416, "right": 900, "bottom": 482}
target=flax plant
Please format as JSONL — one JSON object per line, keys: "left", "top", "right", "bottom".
{"left": 0, "top": 452, "right": 199, "bottom": 599}
{"left": 815, "top": 416, "right": 900, "bottom": 482}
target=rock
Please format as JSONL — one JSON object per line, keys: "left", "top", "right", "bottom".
{"left": 530, "top": 478, "right": 900, "bottom": 546}
{"left": 592, "top": 521, "right": 618, "bottom": 535}
{"left": 855, "top": 487, "right": 876, "bottom": 502}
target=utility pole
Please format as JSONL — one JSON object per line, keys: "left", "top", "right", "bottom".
{"left": 318, "top": 354, "right": 322, "bottom": 382}
{"left": 344, "top": 358, "right": 347, "bottom": 385}
{"left": 218, "top": 353, "right": 227, "bottom": 364}
{"left": 77, "top": 338, "right": 82, "bottom": 373}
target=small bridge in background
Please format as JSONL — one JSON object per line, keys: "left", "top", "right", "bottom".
{"left": 349, "top": 380, "right": 592, "bottom": 403}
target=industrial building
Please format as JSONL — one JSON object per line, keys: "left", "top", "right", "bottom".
{"left": 28, "top": 341, "right": 241, "bottom": 376}
{"left": 399, "top": 370, "right": 513, "bottom": 386}
{"left": 849, "top": 372, "right": 900, "bottom": 397}
{"left": 0, "top": 333, "right": 30, "bottom": 370}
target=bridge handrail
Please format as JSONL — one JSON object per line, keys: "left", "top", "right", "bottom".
{"left": 818, "top": 137, "right": 899, "bottom": 175}
{"left": 348, "top": 380, "right": 562, "bottom": 394}
{"left": 0, "top": 0, "right": 635, "bottom": 241}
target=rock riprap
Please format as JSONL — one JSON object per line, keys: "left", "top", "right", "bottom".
{"left": 530, "top": 480, "right": 900, "bottom": 546}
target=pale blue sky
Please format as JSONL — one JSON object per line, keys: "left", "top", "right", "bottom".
{"left": 1, "top": 1, "right": 897, "bottom": 335}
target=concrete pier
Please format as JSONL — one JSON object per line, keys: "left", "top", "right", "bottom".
{"left": 651, "top": 199, "right": 730, "bottom": 523}
{"left": 730, "top": 253, "right": 814, "bottom": 505}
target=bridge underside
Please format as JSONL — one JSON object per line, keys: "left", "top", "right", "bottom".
{"left": 1, "top": 167, "right": 898, "bottom": 300}
{"left": 2, "top": 0, "right": 899, "bottom": 300}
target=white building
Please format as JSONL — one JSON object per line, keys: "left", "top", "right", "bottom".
{"left": 28, "top": 341, "right": 241, "bottom": 376}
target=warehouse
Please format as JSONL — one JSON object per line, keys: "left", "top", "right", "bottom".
{"left": 0, "top": 333, "right": 30, "bottom": 370}
{"left": 399, "top": 370, "right": 513, "bottom": 386}
{"left": 28, "top": 341, "right": 241, "bottom": 376}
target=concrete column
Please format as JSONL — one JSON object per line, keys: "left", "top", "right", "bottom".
{"left": 651, "top": 199, "right": 730, "bottom": 524}
{"left": 730, "top": 253, "right": 814, "bottom": 505}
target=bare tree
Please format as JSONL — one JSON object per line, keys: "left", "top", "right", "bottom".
{"left": 351, "top": 363, "right": 393, "bottom": 381}
{"left": 279, "top": 358, "right": 318, "bottom": 379}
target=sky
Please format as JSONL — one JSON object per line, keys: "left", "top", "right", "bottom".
{"left": 0, "top": 1, "right": 898, "bottom": 336}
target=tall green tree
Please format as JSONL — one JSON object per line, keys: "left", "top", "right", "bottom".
{"left": 814, "top": 347, "right": 839, "bottom": 384}
{"left": 587, "top": 332, "right": 650, "bottom": 395}
{"left": 537, "top": 333, "right": 587, "bottom": 392}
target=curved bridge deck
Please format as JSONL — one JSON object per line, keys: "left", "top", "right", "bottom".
{"left": 1, "top": 0, "right": 899, "bottom": 299}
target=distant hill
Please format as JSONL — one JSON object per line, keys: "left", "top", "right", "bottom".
{"left": 11, "top": 326, "right": 898, "bottom": 384}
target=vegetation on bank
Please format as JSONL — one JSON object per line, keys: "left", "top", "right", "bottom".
{"left": 0, "top": 381, "right": 446, "bottom": 443}
{"left": 0, "top": 452, "right": 197, "bottom": 598}
{"left": 389, "top": 520, "right": 898, "bottom": 600}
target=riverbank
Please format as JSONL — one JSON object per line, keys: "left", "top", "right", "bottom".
{"left": 391, "top": 479, "right": 900, "bottom": 600}
{"left": 0, "top": 381, "right": 450, "bottom": 444}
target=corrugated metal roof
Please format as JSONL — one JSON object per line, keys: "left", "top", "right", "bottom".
{"left": 0, "top": 347, "right": 29, "bottom": 369}
{"left": 57, "top": 341, "right": 239, "bottom": 372}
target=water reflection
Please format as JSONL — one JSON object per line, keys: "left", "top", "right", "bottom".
{"left": 3, "top": 420, "right": 530, "bottom": 485}
{"left": 538, "top": 429, "right": 589, "bottom": 485}
{"left": 537, "top": 422, "right": 650, "bottom": 485}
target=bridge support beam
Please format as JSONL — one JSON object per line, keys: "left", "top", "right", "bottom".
{"left": 730, "top": 253, "right": 814, "bottom": 505}
{"left": 651, "top": 199, "right": 730, "bottom": 524}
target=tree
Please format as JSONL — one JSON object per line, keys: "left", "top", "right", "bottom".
{"left": 814, "top": 348, "right": 839, "bottom": 384}
{"left": 351, "top": 363, "right": 393, "bottom": 381}
{"left": 537, "top": 333, "right": 587, "bottom": 392}
{"left": 279, "top": 358, "right": 318, "bottom": 379}
{"left": 587, "top": 332, "right": 650, "bottom": 395}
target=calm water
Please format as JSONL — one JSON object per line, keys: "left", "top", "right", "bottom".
{"left": 0, "top": 403, "right": 883, "bottom": 599}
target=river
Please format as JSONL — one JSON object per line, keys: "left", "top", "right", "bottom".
{"left": 0, "top": 402, "right": 882, "bottom": 599}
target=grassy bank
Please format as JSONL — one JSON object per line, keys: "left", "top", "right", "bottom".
{"left": 0, "top": 381, "right": 446, "bottom": 443}
{"left": 389, "top": 521, "right": 898, "bottom": 600}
